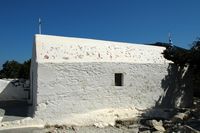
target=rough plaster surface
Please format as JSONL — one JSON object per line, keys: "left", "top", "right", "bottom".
{"left": 33, "top": 62, "right": 169, "bottom": 125}
{"left": 31, "top": 34, "right": 191, "bottom": 125}
{"left": 0, "top": 79, "right": 27, "bottom": 101}
{"left": 35, "top": 35, "right": 169, "bottom": 64}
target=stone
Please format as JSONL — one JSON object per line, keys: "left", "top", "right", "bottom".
{"left": 128, "top": 124, "right": 139, "bottom": 129}
{"left": 128, "top": 126, "right": 139, "bottom": 133}
{"left": 177, "top": 125, "right": 200, "bottom": 133}
{"left": 0, "top": 109, "right": 5, "bottom": 122}
{"left": 163, "top": 120, "right": 173, "bottom": 129}
{"left": 139, "top": 130, "right": 151, "bottom": 133}
{"left": 115, "top": 117, "right": 139, "bottom": 127}
{"left": 172, "top": 111, "right": 190, "bottom": 123}
{"left": 152, "top": 131, "right": 164, "bottom": 133}
{"left": 139, "top": 125, "right": 151, "bottom": 132}
{"left": 146, "top": 120, "right": 165, "bottom": 132}
{"left": 94, "top": 122, "right": 109, "bottom": 128}
{"left": 143, "top": 109, "right": 175, "bottom": 120}
{"left": 191, "top": 109, "right": 200, "bottom": 119}
{"left": 185, "top": 119, "right": 200, "bottom": 131}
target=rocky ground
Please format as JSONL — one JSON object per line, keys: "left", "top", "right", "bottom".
{"left": 42, "top": 97, "right": 200, "bottom": 133}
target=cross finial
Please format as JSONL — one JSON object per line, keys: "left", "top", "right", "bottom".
{"left": 39, "top": 18, "right": 42, "bottom": 34}
{"left": 168, "top": 33, "right": 173, "bottom": 45}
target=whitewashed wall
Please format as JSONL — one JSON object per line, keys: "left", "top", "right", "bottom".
{"left": 0, "top": 79, "right": 27, "bottom": 101}
{"left": 31, "top": 35, "right": 192, "bottom": 125}
{"left": 33, "top": 62, "right": 170, "bottom": 125}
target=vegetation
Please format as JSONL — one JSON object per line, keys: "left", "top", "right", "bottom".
{"left": 0, "top": 59, "right": 31, "bottom": 79}
{"left": 149, "top": 39, "right": 200, "bottom": 67}
{"left": 160, "top": 39, "right": 200, "bottom": 97}
{"left": 162, "top": 39, "right": 200, "bottom": 66}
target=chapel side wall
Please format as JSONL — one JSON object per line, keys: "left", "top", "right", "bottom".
{"left": 33, "top": 35, "right": 194, "bottom": 124}
{"left": 34, "top": 62, "right": 170, "bottom": 121}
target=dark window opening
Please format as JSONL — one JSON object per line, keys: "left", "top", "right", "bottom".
{"left": 115, "top": 73, "right": 123, "bottom": 86}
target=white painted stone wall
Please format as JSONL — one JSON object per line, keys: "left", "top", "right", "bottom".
{"left": 35, "top": 35, "right": 168, "bottom": 64}
{"left": 31, "top": 35, "right": 174, "bottom": 125}
{"left": 0, "top": 79, "right": 27, "bottom": 101}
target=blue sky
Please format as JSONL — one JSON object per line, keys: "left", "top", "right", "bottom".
{"left": 0, "top": 0, "right": 200, "bottom": 66}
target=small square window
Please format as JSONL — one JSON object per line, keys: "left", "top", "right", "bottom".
{"left": 115, "top": 73, "right": 123, "bottom": 86}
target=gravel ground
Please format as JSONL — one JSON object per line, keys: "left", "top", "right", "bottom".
{"left": 1, "top": 97, "right": 200, "bottom": 133}
{"left": 0, "top": 126, "right": 139, "bottom": 133}
{"left": 44, "top": 126, "right": 139, "bottom": 133}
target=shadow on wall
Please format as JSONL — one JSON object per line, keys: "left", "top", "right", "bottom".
{"left": 193, "top": 66, "right": 200, "bottom": 97}
{"left": 0, "top": 80, "right": 29, "bottom": 118}
{"left": 156, "top": 63, "right": 194, "bottom": 108}
{"left": 141, "top": 63, "right": 195, "bottom": 121}
{"left": 137, "top": 63, "right": 199, "bottom": 132}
